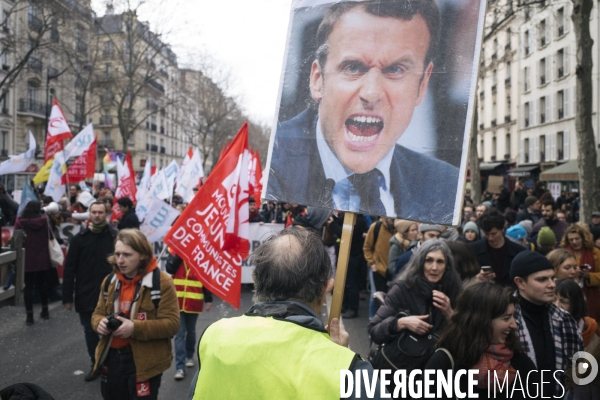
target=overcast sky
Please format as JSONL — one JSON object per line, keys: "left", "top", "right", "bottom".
{"left": 91, "top": 0, "right": 294, "bottom": 125}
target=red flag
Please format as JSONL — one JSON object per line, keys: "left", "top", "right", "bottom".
{"left": 115, "top": 151, "right": 137, "bottom": 202}
{"left": 61, "top": 138, "right": 97, "bottom": 184}
{"left": 165, "top": 123, "right": 250, "bottom": 308}
{"left": 44, "top": 99, "right": 73, "bottom": 162}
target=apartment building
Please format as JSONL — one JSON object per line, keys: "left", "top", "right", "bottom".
{"left": 477, "top": 0, "right": 599, "bottom": 189}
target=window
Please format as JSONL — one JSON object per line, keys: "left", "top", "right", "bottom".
{"left": 524, "top": 138, "right": 530, "bottom": 163}
{"left": 492, "top": 135, "right": 497, "bottom": 159}
{"left": 540, "top": 97, "right": 546, "bottom": 123}
{"left": 523, "top": 67, "right": 530, "bottom": 92}
{"left": 524, "top": 102, "right": 530, "bottom": 127}
{"left": 557, "top": 131, "right": 564, "bottom": 159}
{"left": 557, "top": 49, "right": 565, "bottom": 78}
{"left": 506, "top": 95, "right": 511, "bottom": 121}
{"left": 1, "top": 131, "right": 7, "bottom": 155}
{"left": 105, "top": 63, "right": 111, "bottom": 78}
{"left": 505, "top": 133, "right": 511, "bottom": 158}
{"left": 540, "top": 135, "right": 546, "bottom": 162}
{"left": 539, "top": 58, "right": 546, "bottom": 85}
{"left": 505, "top": 28, "right": 511, "bottom": 50}
{"left": 104, "top": 41, "right": 113, "bottom": 58}
{"left": 492, "top": 39, "right": 498, "bottom": 59}
{"left": 103, "top": 131, "right": 110, "bottom": 146}
{"left": 557, "top": 90, "right": 564, "bottom": 119}
{"left": 2, "top": 9, "right": 8, "bottom": 32}
{"left": 557, "top": 8, "right": 565, "bottom": 36}
{"left": 524, "top": 30, "right": 530, "bottom": 55}
{"left": 539, "top": 20, "right": 546, "bottom": 47}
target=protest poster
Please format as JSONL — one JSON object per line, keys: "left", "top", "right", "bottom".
{"left": 240, "top": 223, "right": 285, "bottom": 283}
{"left": 263, "top": 0, "right": 486, "bottom": 225}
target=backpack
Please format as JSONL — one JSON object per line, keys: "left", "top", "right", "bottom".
{"left": 103, "top": 268, "right": 162, "bottom": 310}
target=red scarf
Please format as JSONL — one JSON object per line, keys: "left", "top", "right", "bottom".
{"left": 473, "top": 344, "right": 517, "bottom": 390}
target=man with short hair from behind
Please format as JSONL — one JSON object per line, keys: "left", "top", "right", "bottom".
{"left": 469, "top": 208, "right": 525, "bottom": 286}
{"left": 511, "top": 251, "right": 583, "bottom": 397}
{"left": 62, "top": 201, "right": 117, "bottom": 381}
{"left": 188, "top": 228, "right": 383, "bottom": 399}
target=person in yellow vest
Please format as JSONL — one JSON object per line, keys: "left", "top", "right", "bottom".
{"left": 165, "top": 251, "right": 212, "bottom": 381}
{"left": 188, "top": 228, "right": 383, "bottom": 399}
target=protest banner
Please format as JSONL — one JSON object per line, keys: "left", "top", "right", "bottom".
{"left": 165, "top": 123, "right": 249, "bottom": 309}
{"left": 61, "top": 138, "right": 97, "bottom": 184}
{"left": 175, "top": 148, "right": 204, "bottom": 203}
{"left": 0, "top": 132, "right": 36, "bottom": 175}
{"left": 262, "top": 0, "right": 486, "bottom": 325}
{"left": 115, "top": 151, "right": 136, "bottom": 201}
{"left": 44, "top": 99, "right": 72, "bottom": 162}
{"left": 240, "top": 223, "right": 285, "bottom": 283}
{"left": 140, "top": 198, "right": 180, "bottom": 243}
{"left": 263, "top": 0, "right": 486, "bottom": 226}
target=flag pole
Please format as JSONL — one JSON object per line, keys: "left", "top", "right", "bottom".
{"left": 328, "top": 211, "right": 356, "bottom": 328}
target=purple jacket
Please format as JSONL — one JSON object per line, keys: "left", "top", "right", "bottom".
{"left": 16, "top": 216, "right": 52, "bottom": 272}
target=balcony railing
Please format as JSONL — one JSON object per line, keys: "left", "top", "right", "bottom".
{"left": 540, "top": 75, "right": 546, "bottom": 85}
{"left": 525, "top": 118, "right": 530, "bottom": 127}
{"left": 150, "top": 144, "right": 158, "bottom": 152}
{"left": 558, "top": 109, "right": 564, "bottom": 119}
{"left": 540, "top": 113, "right": 545, "bottom": 123}
{"left": 18, "top": 98, "right": 47, "bottom": 116}
{"left": 540, "top": 37, "right": 546, "bottom": 47}
{"left": 558, "top": 67, "right": 564, "bottom": 78}
{"left": 99, "top": 116, "right": 112, "bottom": 125}
{"left": 150, "top": 123, "right": 157, "bottom": 131}
{"left": 525, "top": 46, "right": 530, "bottom": 55}
{"left": 27, "top": 57, "right": 42, "bottom": 73}
{"left": 558, "top": 149, "right": 564, "bottom": 160}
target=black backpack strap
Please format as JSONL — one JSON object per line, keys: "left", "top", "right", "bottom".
{"left": 373, "top": 221, "right": 382, "bottom": 245}
{"left": 150, "top": 268, "right": 161, "bottom": 309}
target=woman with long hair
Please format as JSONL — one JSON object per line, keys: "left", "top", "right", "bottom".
{"left": 555, "top": 279, "right": 600, "bottom": 352}
{"left": 388, "top": 219, "right": 418, "bottom": 272}
{"left": 425, "top": 283, "right": 536, "bottom": 399}
{"left": 15, "top": 200, "right": 53, "bottom": 325}
{"left": 547, "top": 249, "right": 579, "bottom": 283}
{"left": 91, "top": 229, "right": 179, "bottom": 400}
{"left": 446, "top": 240, "right": 483, "bottom": 288}
{"left": 562, "top": 224, "right": 600, "bottom": 321}
{"left": 368, "top": 239, "right": 461, "bottom": 374}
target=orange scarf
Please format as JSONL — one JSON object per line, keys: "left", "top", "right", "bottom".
{"left": 473, "top": 344, "right": 518, "bottom": 390}
{"left": 582, "top": 317, "right": 600, "bottom": 346}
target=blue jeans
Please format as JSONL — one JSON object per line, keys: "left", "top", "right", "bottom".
{"left": 175, "top": 312, "right": 199, "bottom": 371}
{"left": 79, "top": 311, "right": 100, "bottom": 364}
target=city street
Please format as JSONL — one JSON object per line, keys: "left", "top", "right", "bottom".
{"left": 0, "top": 285, "right": 371, "bottom": 399}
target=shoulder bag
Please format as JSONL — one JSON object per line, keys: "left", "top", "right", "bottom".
{"left": 47, "top": 218, "right": 64, "bottom": 268}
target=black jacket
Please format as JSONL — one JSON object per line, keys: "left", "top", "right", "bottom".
{"left": 62, "top": 224, "right": 117, "bottom": 312}
{"left": 468, "top": 237, "right": 526, "bottom": 286}
{"left": 118, "top": 209, "right": 140, "bottom": 230}
{"left": 367, "top": 281, "right": 448, "bottom": 345}
{"left": 266, "top": 109, "right": 460, "bottom": 224}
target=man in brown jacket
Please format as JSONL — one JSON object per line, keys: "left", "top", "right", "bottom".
{"left": 363, "top": 217, "right": 395, "bottom": 318}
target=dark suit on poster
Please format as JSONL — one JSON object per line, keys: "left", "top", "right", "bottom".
{"left": 265, "top": 109, "right": 460, "bottom": 225}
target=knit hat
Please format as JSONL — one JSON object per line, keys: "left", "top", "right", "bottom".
{"left": 463, "top": 221, "right": 479, "bottom": 235}
{"left": 77, "top": 191, "right": 95, "bottom": 209}
{"left": 394, "top": 219, "right": 414, "bottom": 235}
{"left": 510, "top": 250, "right": 554, "bottom": 279}
{"left": 592, "top": 211, "right": 600, "bottom": 217}
{"left": 418, "top": 224, "right": 442, "bottom": 233}
{"left": 519, "top": 220, "right": 533, "bottom": 235}
{"left": 482, "top": 201, "right": 492, "bottom": 207}
{"left": 524, "top": 196, "right": 538, "bottom": 208}
{"left": 506, "top": 224, "right": 527, "bottom": 240}
{"left": 537, "top": 227, "right": 556, "bottom": 247}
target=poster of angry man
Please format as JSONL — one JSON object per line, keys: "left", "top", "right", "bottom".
{"left": 263, "top": 0, "right": 486, "bottom": 225}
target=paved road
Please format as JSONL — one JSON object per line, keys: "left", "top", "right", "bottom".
{"left": 0, "top": 285, "right": 371, "bottom": 399}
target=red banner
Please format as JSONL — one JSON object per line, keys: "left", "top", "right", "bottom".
{"left": 44, "top": 138, "right": 64, "bottom": 163}
{"left": 61, "top": 139, "right": 97, "bottom": 184}
{"left": 165, "top": 123, "right": 249, "bottom": 309}
{"left": 115, "top": 151, "right": 137, "bottom": 202}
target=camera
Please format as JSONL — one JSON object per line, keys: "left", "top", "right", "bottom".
{"left": 106, "top": 312, "right": 127, "bottom": 332}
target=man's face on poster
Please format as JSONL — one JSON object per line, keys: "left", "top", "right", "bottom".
{"left": 309, "top": 7, "right": 433, "bottom": 174}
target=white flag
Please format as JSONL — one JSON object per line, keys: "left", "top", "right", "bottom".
{"left": 44, "top": 152, "right": 66, "bottom": 202}
{"left": 175, "top": 148, "right": 204, "bottom": 202}
{"left": 0, "top": 132, "right": 36, "bottom": 175}
{"left": 64, "top": 123, "right": 95, "bottom": 159}
{"left": 163, "top": 160, "right": 179, "bottom": 197}
{"left": 140, "top": 198, "right": 180, "bottom": 242}
{"left": 137, "top": 157, "right": 152, "bottom": 201}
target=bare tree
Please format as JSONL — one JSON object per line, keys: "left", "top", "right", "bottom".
{"left": 572, "top": 0, "right": 598, "bottom": 221}
{"left": 0, "top": 0, "right": 66, "bottom": 105}
{"left": 94, "top": 1, "right": 176, "bottom": 152}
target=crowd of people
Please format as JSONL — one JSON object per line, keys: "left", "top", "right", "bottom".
{"left": 2, "top": 176, "right": 600, "bottom": 399}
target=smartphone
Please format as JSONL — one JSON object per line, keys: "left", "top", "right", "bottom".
{"left": 481, "top": 266, "right": 493, "bottom": 272}
{"left": 582, "top": 264, "right": 592, "bottom": 271}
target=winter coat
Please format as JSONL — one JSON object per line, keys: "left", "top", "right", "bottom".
{"left": 91, "top": 267, "right": 180, "bottom": 381}
{"left": 117, "top": 209, "right": 140, "bottom": 230}
{"left": 468, "top": 236, "right": 525, "bottom": 286}
{"left": 62, "top": 224, "right": 117, "bottom": 312}
{"left": 15, "top": 216, "right": 52, "bottom": 272}
{"left": 363, "top": 219, "right": 393, "bottom": 278}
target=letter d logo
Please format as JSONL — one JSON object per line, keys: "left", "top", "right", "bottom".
{"left": 572, "top": 351, "right": 599, "bottom": 385}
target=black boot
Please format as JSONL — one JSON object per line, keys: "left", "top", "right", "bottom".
{"left": 26, "top": 313, "right": 34, "bottom": 325}
{"left": 40, "top": 308, "right": 49, "bottom": 320}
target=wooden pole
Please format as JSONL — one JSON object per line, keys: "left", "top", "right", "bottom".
{"left": 328, "top": 211, "right": 356, "bottom": 327}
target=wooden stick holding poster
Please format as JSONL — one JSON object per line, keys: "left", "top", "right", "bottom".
{"left": 328, "top": 212, "right": 356, "bottom": 326}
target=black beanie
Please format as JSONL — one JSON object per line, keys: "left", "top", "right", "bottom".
{"left": 510, "top": 250, "right": 554, "bottom": 280}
